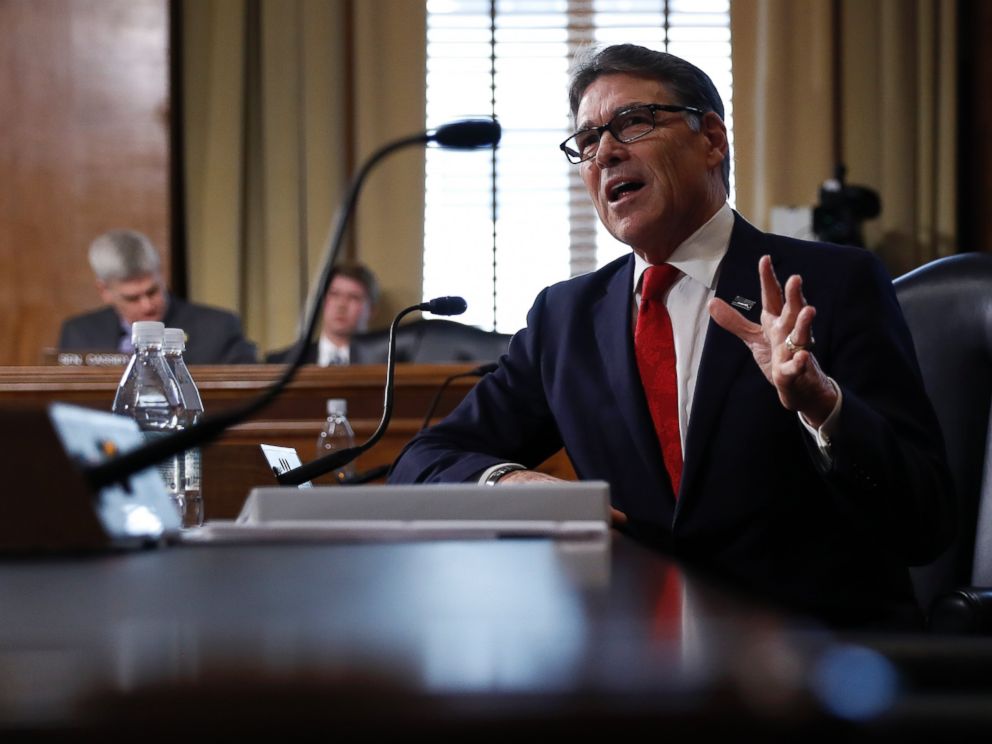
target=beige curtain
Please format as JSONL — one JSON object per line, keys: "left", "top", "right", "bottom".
{"left": 731, "top": 0, "right": 957, "bottom": 276}
{"left": 730, "top": 0, "right": 836, "bottom": 235}
{"left": 182, "top": 0, "right": 426, "bottom": 356}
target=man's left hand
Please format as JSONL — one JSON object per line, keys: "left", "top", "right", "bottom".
{"left": 708, "top": 254, "right": 838, "bottom": 427}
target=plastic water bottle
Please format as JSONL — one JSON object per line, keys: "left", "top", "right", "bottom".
{"left": 164, "top": 327, "right": 205, "bottom": 527}
{"left": 111, "top": 321, "right": 183, "bottom": 510}
{"left": 315, "top": 398, "right": 356, "bottom": 483}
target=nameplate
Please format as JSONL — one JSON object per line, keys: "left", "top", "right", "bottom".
{"left": 56, "top": 351, "right": 130, "bottom": 367}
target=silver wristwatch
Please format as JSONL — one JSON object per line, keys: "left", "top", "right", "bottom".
{"left": 483, "top": 463, "right": 526, "bottom": 486}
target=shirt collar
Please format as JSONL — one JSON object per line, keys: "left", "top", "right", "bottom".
{"left": 318, "top": 335, "right": 349, "bottom": 365}
{"left": 633, "top": 202, "right": 734, "bottom": 294}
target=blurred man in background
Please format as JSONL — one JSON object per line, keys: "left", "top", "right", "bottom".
{"left": 266, "top": 263, "right": 379, "bottom": 366}
{"left": 58, "top": 229, "right": 257, "bottom": 364}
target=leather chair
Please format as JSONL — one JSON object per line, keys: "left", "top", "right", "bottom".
{"left": 352, "top": 318, "right": 513, "bottom": 364}
{"left": 893, "top": 252, "right": 992, "bottom": 632}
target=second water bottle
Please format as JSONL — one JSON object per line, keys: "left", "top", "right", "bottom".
{"left": 164, "top": 327, "right": 205, "bottom": 527}
{"left": 315, "top": 398, "right": 356, "bottom": 483}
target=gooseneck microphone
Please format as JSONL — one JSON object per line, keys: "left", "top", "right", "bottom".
{"left": 430, "top": 119, "right": 502, "bottom": 149}
{"left": 338, "top": 355, "right": 495, "bottom": 487}
{"left": 275, "top": 297, "right": 467, "bottom": 486}
{"left": 82, "top": 119, "right": 500, "bottom": 494}
{"left": 420, "top": 296, "right": 468, "bottom": 316}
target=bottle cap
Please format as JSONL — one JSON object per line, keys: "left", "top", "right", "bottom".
{"left": 131, "top": 321, "right": 165, "bottom": 346}
{"left": 326, "top": 398, "right": 348, "bottom": 416}
{"left": 163, "top": 328, "right": 187, "bottom": 353}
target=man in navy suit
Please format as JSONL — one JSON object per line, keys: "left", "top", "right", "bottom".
{"left": 389, "top": 45, "right": 954, "bottom": 628}
{"left": 58, "top": 230, "right": 257, "bottom": 364}
{"left": 265, "top": 263, "right": 380, "bottom": 365}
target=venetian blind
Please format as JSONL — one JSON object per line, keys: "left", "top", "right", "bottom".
{"left": 424, "top": 0, "right": 733, "bottom": 332}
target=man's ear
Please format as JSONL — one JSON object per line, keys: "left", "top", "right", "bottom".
{"left": 96, "top": 280, "right": 113, "bottom": 305}
{"left": 700, "top": 111, "right": 728, "bottom": 168}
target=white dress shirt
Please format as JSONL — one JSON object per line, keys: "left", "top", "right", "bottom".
{"left": 317, "top": 335, "right": 350, "bottom": 366}
{"left": 632, "top": 203, "right": 839, "bottom": 457}
{"left": 631, "top": 203, "right": 734, "bottom": 451}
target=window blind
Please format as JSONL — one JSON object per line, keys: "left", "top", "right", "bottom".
{"left": 424, "top": 0, "right": 733, "bottom": 333}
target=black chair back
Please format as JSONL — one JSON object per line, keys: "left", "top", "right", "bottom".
{"left": 893, "top": 252, "right": 992, "bottom": 613}
{"left": 351, "top": 318, "right": 512, "bottom": 364}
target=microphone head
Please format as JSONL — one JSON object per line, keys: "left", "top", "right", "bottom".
{"left": 422, "top": 296, "right": 468, "bottom": 316}
{"left": 430, "top": 119, "right": 501, "bottom": 149}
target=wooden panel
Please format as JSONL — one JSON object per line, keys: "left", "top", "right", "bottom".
{"left": 0, "top": 363, "right": 577, "bottom": 518}
{"left": 0, "top": 0, "right": 170, "bottom": 366}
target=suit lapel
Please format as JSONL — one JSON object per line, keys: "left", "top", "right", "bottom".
{"left": 592, "top": 257, "right": 676, "bottom": 504}
{"left": 589, "top": 217, "right": 770, "bottom": 514}
{"left": 679, "top": 215, "right": 766, "bottom": 507}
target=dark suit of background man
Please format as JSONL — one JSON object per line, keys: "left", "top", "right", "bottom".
{"left": 58, "top": 229, "right": 257, "bottom": 364}
{"left": 389, "top": 44, "right": 955, "bottom": 629}
{"left": 266, "top": 263, "right": 380, "bottom": 365}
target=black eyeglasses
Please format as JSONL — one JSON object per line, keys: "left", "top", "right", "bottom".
{"left": 559, "top": 103, "right": 704, "bottom": 164}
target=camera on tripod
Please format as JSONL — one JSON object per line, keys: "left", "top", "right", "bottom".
{"left": 812, "top": 165, "right": 881, "bottom": 248}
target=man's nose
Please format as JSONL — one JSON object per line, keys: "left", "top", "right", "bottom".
{"left": 594, "top": 130, "right": 628, "bottom": 166}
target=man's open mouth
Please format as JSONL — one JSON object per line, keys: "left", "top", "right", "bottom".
{"left": 608, "top": 181, "right": 644, "bottom": 202}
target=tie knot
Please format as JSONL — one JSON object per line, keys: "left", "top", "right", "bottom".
{"left": 641, "top": 264, "right": 681, "bottom": 302}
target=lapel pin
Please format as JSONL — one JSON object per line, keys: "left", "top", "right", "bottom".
{"left": 731, "top": 296, "right": 756, "bottom": 311}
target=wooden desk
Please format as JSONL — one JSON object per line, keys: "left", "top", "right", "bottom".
{"left": 3, "top": 530, "right": 986, "bottom": 738}
{"left": 0, "top": 533, "right": 860, "bottom": 736}
{"left": 0, "top": 364, "right": 576, "bottom": 519}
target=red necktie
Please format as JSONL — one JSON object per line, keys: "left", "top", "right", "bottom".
{"left": 635, "top": 264, "right": 683, "bottom": 497}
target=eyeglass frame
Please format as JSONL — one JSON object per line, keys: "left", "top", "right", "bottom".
{"left": 559, "top": 103, "right": 705, "bottom": 164}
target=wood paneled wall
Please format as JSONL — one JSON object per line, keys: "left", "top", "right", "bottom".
{"left": 4, "top": 1, "right": 992, "bottom": 369}
{"left": 0, "top": 0, "right": 170, "bottom": 366}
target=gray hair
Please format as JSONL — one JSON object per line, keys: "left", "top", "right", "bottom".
{"left": 87, "top": 230, "right": 161, "bottom": 283}
{"left": 567, "top": 43, "right": 730, "bottom": 194}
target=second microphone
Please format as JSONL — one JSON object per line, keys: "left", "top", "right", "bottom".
{"left": 275, "top": 296, "right": 468, "bottom": 486}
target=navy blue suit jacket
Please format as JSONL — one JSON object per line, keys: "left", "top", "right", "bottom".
{"left": 58, "top": 297, "right": 257, "bottom": 365}
{"left": 390, "top": 214, "right": 954, "bottom": 627}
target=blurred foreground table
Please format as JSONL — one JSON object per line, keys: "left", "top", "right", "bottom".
{"left": 3, "top": 531, "right": 976, "bottom": 739}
